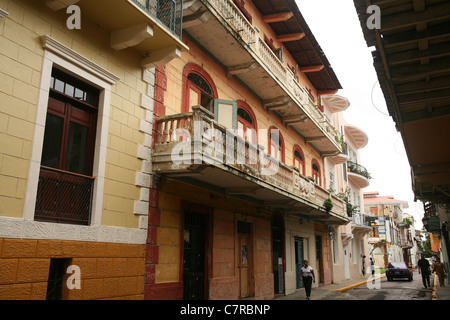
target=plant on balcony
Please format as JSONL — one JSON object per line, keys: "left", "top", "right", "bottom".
{"left": 323, "top": 198, "right": 333, "bottom": 213}
{"left": 403, "top": 217, "right": 413, "bottom": 228}
{"left": 337, "top": 188, "right": 359, "bottom": 217}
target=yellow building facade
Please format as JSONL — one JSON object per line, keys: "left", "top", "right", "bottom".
{"left": 0, "top": 0, "right": 185, "bottom": 299}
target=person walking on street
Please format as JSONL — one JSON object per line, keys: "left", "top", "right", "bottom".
{"left": 362, "top": 255, "right": 366, "bottom": 276}
{"left": 432, "top": 257, "right": 447, "bottom": 287}
{"left": 300, "top": 260, "right": 315, "bottom": 300}
{"left": 369, "top": 257, "right": 375, "bottom": 277}
{"left": 418, "top": 254, "right": 431, "bottom": 289}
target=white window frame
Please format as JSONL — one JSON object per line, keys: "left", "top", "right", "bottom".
{"left": 23, "top": 35, "right": 119, "bottom": 227}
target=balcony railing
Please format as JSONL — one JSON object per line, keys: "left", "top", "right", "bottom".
{"left": 35, "top": 166, "right": 94, "bottom": 225}
{"left": 347, "top": 160, "right": 371, "bottom": 180}
{"left": 352, "top": 213, "right": 372, "bottom": 227}
{"left": 153, "top": 106, "right": 347, "bottom": 219}
{"left": 133, "top": 0, "right": 183, "bottom": 39}
{"left": 204, "top": 0, "right": 342, "bottom": 151}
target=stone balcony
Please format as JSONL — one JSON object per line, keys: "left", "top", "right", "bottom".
{"left": 152, "top": 106, "right": 349, "bottom": 225}
{"left": 46, "top": 0, "right": 189, "bottom": 68}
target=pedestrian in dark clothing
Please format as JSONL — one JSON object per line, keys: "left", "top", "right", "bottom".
{"left": 300, "top": 260, "right": 315, "bottom": 300}
{"left": 432, "top": 257, "right": 447, "bottom": 287}
{"left": 418, "top": 254, "right": 431, "bottom": 289}
{"left": 370, "top": 257, "right": 375, "bottom": 276}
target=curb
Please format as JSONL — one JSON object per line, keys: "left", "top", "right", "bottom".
{"left": 329, "top": 275, "right": 387, "bottom": 292}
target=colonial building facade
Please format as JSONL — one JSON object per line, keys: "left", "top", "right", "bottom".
{"left": 364, "top": 192, "right": 413, "bottom": 269}
{"left": 146, "top": 0, "right": 352, "bottom": 300}
{"left": 0, "top": 0, "right": 372, "bottom": 300}
{"left": 0, "top": 0, "right": 185, "bottom": 299}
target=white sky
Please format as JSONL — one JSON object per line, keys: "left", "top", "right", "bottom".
{"left": 295, "top": 0, "right": 424, "bottom": 230}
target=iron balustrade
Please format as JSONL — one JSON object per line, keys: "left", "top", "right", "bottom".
{"left": 347, "top": 160, "right": 371, "bottom": 180}
{"left": 35, "top": 166, "right": 94, "bottom": 225}
{"left": 132, "top": 0, "right": 183, "bottom": 39}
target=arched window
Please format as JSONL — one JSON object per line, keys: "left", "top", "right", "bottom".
{"left": 269, "top": 127, "right": 285, "bottom": 163}
{"left": 182, "top": 63, "right": 218, "bottom": 113}
{"left": 237, "top": 100, "right": 257, "bottom": 144}
{"left": 293, "top": 145, "right": 305, "bottom": 176}
{"left": 312, "top": 159, "right": 321, "bottom": 186}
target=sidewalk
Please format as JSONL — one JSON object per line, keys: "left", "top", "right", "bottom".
{"left": 273, "top": 274, "right": 386, "bottom": 300}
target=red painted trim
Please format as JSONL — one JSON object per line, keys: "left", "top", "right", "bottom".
{"left": 148, "top": 207, "right": 161, "bottom": 226}
{"left": 293, "top": 145, "right": 306, "bottom": 176}
{"left": 268, "top": 126, "right": 285, "bottom": 163}
{"left": 236, "top": 100, "right": 258, "bottom": 145}
{"left": 145, "top": 282, "right": 183, "bottom": 300}
{"left": 312, "top": 158, "right": 322, "bottom": 187}
{"left": 181, "top": 63, "right": 218, "bottom": 113}
{"left": 232, "top": 0, "right": 253, "bottom": 24}
{"left": 145, "top": 245, "right": 159, "bottom": 264}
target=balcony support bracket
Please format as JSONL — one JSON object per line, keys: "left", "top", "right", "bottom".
{"left": 142, "top": 46, "right": 182, "bottom": 69}
{"left": 111, "top": 23, "right": 154, "bottom": 51}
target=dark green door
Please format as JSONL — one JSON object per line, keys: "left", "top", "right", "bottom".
{"left": 183, "top": 211, "right": 206, "bottom": 300}
{"left": 316, "top": 235, "right": 322, "bottom": 284}
{"left": 272, "top": 216, "right": 284, "bottom": 295}
{"left": 295, "top": 238, "right": 304, "bottom": 289}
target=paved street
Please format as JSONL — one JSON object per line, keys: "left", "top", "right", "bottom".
{"left": 274, "top": 270, "right": 449, "bottom": 300}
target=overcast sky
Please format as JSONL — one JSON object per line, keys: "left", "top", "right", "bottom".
{"left": 296, "top": 0, "right": 424, "bottom": 230}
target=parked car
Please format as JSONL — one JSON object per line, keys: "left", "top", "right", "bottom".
{"left": 386, "top": 262, "right": 413, "bottom": 281}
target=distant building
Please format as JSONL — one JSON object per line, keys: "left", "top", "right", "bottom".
{"left": 363, "top": 192, "right": 411, "bottom": 267}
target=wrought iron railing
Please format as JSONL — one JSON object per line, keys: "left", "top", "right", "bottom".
{"left": 132, "top": 0, "right": 183, "bottom": 39}
{"left": 35, "top": 166, "right": 94, "bottom": 225}
{"left": 347, "top": 160, "right": 371, "bottom": 180}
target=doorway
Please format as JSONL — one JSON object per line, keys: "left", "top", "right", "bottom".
{"left": 315, "top": 235, "right": 323, "bottom": 284}
{"left": 295, "top": 238, "right": 304, "bottom": 289}
{"left": 344, "top": 245, "right": 350, "bottom": 279}
{"left": 272, "top": 215, "right": 284, "bottom": 295}
{"left": 238, "top": 221, "right": 253, "bottom": 298}
{"left": 183, "top": 210, "right": 207, "bottom": 300}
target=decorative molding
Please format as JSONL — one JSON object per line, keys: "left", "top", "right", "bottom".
{"left": 0, "top": 217, "right": 147, "bottom": 244}
{"left": 134, "top": 68, "right": 157, "bottom": 229}
{"left": 40, "top": 35, "right": 120, "bottom": 84}
{"left": 0, "top": 8, "right": 9, "bottom": 20}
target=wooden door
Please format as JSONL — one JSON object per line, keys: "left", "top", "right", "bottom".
{"left": 239, "top": 235, "right": 250, "bottom": 298}
{"left": 295, "top": 238, "right": 304, "bottom": 289}
{"left": 183, "top": 211, "right": 206, "bottom": 300}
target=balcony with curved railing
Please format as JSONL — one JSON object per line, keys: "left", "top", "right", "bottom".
{"left": 347, "top": 160, "right": 371, "bottom": 188}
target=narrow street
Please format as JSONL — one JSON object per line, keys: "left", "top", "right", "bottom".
{"left": 334, "top": 271, "right": 433, "bottom": 300}
{"left": 276, "top": 271, "right": 435, "bottom": 300}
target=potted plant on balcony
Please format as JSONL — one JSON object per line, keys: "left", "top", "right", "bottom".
{"left": 403, "top": 218, "right": 413, "bottom": 228}
{"left": 323, "top": 198, "right": 333, "bottom": 213}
